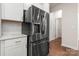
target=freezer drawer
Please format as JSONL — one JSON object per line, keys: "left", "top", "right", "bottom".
{"left": 32, "top": 40, "right": 49, "bottom": 56}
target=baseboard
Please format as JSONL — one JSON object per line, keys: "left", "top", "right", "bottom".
{"left": 62, "top": 43, "right": 78, "bottom": 50}
{"left": 49, "top": 37, "right": 55, "bottom": 42}
{"left": 55, "top": 37, "right": 61, "bottom": 40}
{"left": 49, "top": 37, "right": 61, "bottom": 42}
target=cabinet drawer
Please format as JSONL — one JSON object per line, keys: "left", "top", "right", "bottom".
{"left": 5, "top": 37, "right": 27, "bottom": 47}
{"left": 5, "top": 45, "right": 27, "bottom": 56}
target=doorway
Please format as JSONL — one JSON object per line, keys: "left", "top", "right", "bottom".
{"left": 55, "top": 18, "right": 62, "bottom": 39}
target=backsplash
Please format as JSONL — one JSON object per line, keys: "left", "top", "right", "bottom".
{"left": 2, "top": 20, "right": 22, "bottom": 35}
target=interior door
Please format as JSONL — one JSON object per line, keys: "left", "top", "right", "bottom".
{"left": 55, "top": 18, "right": 62, "bottom": 38}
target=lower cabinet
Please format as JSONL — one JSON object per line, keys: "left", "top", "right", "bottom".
{"left": 0, "top": 36, "right": 27, "bottom": 56}
{"left": 5, "top": 45, "right": 27, "bottom": 56}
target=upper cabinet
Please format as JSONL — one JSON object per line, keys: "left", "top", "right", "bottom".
{"left": 1, "top": 3, "right": 24, "bottom": 22}
{"left": 0, "top": 3, "right": 49, "bottom": 22}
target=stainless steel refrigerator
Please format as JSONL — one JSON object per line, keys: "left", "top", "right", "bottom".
{"left": 22, "top": 5, "right": 49, "bottom": 56}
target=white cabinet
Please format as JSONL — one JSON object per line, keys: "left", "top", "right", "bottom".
{"left": 0, "top": 37, "right": 27, "bottom": 56}
{"left": 5, "top": 44, "right": 27, "bottom": 56}
{"left": 1, "top": 3, "right": 24, "bottom": 21}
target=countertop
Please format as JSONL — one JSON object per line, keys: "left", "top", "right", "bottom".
{"left": 0, "top": 34, "right": 27, "bottom": 41}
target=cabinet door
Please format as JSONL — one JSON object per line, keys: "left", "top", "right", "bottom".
{"left": 5, "top": 45, "right": 27, "bottom": 56}
{"left": 1, "top": 3, "right": 24, "bottom": 21}
{"left": 16, "top": 3, "right": 24, "bottom": 21}
{"left": 4, "top": 37, "right": 27, "bottom": 56}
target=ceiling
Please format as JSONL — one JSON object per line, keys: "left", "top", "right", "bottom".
{"left": 50, "top": 3, "right": 61, "bottom": 8}
{"left": 49, "top": 3, "right": 61, "bottom": 12}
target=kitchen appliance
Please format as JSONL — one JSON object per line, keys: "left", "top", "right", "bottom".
{"left": 32, "top": 38, "right": 49, "bottom": 56}
{"left": 22, "top": 5, "right": 49, "bottom": 56}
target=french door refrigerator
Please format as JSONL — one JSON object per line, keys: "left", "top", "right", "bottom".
{"left": 22, "top": 5, "right": 49, "bottom": 56}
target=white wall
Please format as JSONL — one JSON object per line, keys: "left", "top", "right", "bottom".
{"left": 55, "top": 18, "right": 62, "bottom": 38}
{"left": 55, "top": 10, "right": 62, "bottom": 38}
{"left": 43, "top": 4, "right": 49, "bottom": 13}
{"left": 0, "top": 4, "right": 1, "bottom": 37}
{"left": 49, "top": 8, "right": 62, "bottom": 41}
{"left": 0, "top": 19, "right": 1, "bottom": 36}
{"left": 78, "top": 4, "right": 79, "bottom": 41}
{"left": 49, "top": 12, "right": 56, "bottom": 41}
{"left": 50, "top": 3, "right": 78, "bottom": 50}
{"left": 24, "top": 3, "right": 32, "bottom": 10}
{"left": 77, "top": 3, "right": 79, "bottom": 50}
{"left": 2, "top": 21, "right": 22, "bottom": 35}
{"left": 62, "top": 4, "right": 78, "bottom": 50}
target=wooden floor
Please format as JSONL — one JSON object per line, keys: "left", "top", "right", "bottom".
{"left": 49, "top": 38, "right": 79, "bottom": 56}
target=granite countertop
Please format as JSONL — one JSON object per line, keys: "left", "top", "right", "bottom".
{"left": 0, "top": 34, "right": 27, "bottom": 41}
